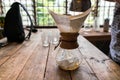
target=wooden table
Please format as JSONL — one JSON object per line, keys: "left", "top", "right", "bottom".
{"left": 0, "top": 29, "right": 120, "bottom": 80}
{"left": 80, "top": 28, "right": 111, "bottom": 54}
{"left": 79, "top": 28, "right": 111, "bottom": 42}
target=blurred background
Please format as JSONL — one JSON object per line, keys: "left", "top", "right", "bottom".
{"left": 0, "top": 0, "right": 115, "bottom": 28}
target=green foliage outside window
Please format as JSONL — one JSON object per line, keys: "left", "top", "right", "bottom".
{"left": 36, "top": 0, "right": 65, "bottom": 26}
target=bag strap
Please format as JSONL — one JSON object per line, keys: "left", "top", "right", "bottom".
{"left": 18, "top": 2, "right": 32, "bottom": 39}
{"left": 15, "top": 2, "right": 37, "bottom": 40}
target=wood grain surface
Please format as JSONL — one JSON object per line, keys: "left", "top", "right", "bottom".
{"left": 0, "top": 29, "right": 119, "bottom": 80}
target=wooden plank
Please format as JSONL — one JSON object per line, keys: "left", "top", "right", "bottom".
{"left": 0, "top": 43, "right": 23, "bottom": 66}
{"left": 78, "top": 35, "right": 120, "bottom": 80}
{"left": 44, "top": 29, "right": 71, "bottom": 80}
{"left": 79, "top": 28, "right": 111, "bottom": 41}
{"left": 0, "top": 30, "right": 42, "bottom": 80}
{"left": 105, "top": 60, "right": 120, "bottom": 79}
{"left": 79, "top": 28, "right": 110, "bottom": 37}
{"left": 44, "top": 45, "right": 71, "bottom": 80}
{"left": 70, "top": 55, "right": 99, "bottom": 80}
{"left": 0, "top": 38, "right": 22, "bottom": 65}
{"left": 17, "top": 32, "right": 49, "bottom": 80}
{"left": 0, "top": 30, "right": 38, "bottom": 66}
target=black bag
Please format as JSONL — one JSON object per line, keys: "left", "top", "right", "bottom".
{"left": 3, "top": 2, "right": 37, "bottom": 43}
{"left": 70, "top": 0, "right": 91, "bottom": 12}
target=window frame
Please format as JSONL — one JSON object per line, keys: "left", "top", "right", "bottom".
{"left": 1, "top": 0, "right": 115, "bottom": 28}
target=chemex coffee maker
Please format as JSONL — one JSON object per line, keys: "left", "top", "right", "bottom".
{"left": 48, "top": 0, "right": 92, "bottom": 70}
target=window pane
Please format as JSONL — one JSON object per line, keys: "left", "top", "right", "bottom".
{"left": 36, "top": 0, "right": 66, "bottom": 26}
{"left": 98, "top": 0, "right": 115, "bottom": 25}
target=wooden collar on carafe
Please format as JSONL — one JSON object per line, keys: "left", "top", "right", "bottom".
{"left": 60, "top": 32, "right": 79, "bottom": 49}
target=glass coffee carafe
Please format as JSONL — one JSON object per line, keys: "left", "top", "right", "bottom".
{"left": 48, "top": 7, "right": 91, "bottom": 70}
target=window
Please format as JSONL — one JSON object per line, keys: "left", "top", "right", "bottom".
{"left": 0, "top": 0, "right": 3, "bottom": 14}
{"left": 1, "top": 0, "right": 115, "bottom": 28}
{"left": 98, "top": 0, "right": 115, "bottom": 25}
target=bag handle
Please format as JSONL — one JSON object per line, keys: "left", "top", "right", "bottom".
{"left": 14, "top": 2, "right": 37, "bottom": 39}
